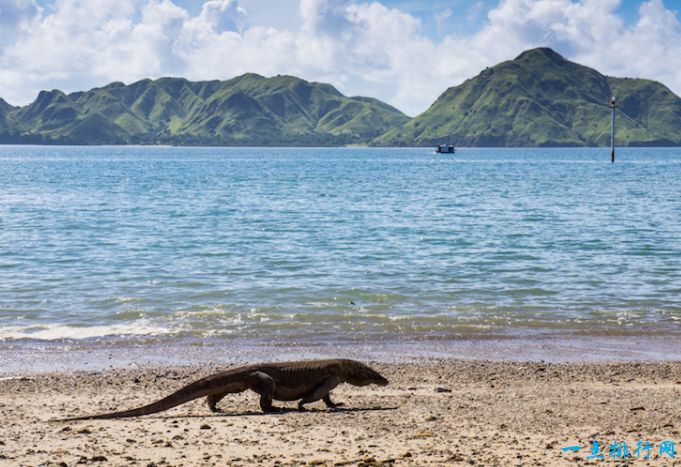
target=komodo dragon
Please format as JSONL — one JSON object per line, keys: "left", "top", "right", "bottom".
{"left": 59, "top": 359, "right": 388, "bottom": 420}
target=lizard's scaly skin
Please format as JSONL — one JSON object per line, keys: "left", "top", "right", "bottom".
{"left": 58, "top": 359, "right": 388, "bottom": 420}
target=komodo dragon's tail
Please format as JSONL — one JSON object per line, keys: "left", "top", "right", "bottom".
{"left": 54, "top": 371, "right": 240, "bottom": 421}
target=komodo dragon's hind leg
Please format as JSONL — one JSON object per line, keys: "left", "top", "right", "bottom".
{"left": 206, "top": 392, "right": 229, "bottom": 413}
{"left": 246, "top": 371, "right": 280, "bottom": 413}
{"left": 205, "top": 380, "right": 250, "bottom": 413}
{"left": 298, "top": 376, "right": 341, "bottom": 411}
{"left": 323, "top": 393, "right": 344, "bottom": 409}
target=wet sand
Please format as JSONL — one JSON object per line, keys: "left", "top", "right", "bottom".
{"left": 4, "top": 335, "right": 681, "bottom": 375}
{"left": 2, "top": 359, "right": 681, "bottom": 466}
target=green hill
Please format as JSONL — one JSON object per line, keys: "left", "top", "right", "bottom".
{"left": 2, "top": 51, "right": 680, "bottom": 147}
{"left": 0, "top": 75, "right": 409, "bottom": 146}
{"left": 0, "top": 103, "right": 9, "bottom": 135}
{"left": 375, "top": 48, "right": 681, "bottom": 147}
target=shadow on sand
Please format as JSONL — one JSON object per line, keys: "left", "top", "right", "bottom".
{"left": 161, "top": 405, "right": 398, "bottom": 419}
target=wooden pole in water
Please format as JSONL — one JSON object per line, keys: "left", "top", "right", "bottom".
{"left": 610, "top": 97, "right": 616, "bottom": 163}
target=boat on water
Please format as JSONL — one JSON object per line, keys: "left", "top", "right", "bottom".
{"left": 435, "top": 144, "right": 456, "bottom": 154}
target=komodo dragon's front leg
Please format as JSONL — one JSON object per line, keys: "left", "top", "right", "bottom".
{"left": 298, "top": 376, "right": 342, "bottom": 411}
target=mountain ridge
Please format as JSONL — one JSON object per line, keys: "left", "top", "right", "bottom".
{"left": 0, "top": 74, "right": 409, "bottom": 146}
{"left": 2, "top": 49, "right": 680, "bottom": 147}
{"left": 375, "top": 47, "right": 681, "bottom": 147}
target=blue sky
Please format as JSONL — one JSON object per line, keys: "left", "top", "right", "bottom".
{"left": 30, "top": 0, "right": 670, "bottom": 36}
{"left": 380, "top": 0, "right": 670, "bottom": 30}
{"left": 2, "top": 0, "right": 681, "bottom": 115}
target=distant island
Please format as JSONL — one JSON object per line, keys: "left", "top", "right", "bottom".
{"left": 0, "top": 74, "right": 409, "bottom": 146}
{"left": 1, "top": 48, "right": 680, "bottom": 147}
{"left": 377, "top": 48, "right": 681, "bottom": 147}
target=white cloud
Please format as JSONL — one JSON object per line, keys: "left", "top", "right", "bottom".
{"left": 197, "top": 0, "right": 247, "bottom": 32}
{"left": 573, "top": 0, "right": 681, "bottom": 89}
{"left": 0, "top": 0, "right": 680, "bottom": 115}
{"left": 0, "top": 0, "right": 40, "bottom": 46}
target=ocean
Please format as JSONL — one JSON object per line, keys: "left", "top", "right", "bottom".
{"left": 1, "top": 146, "right": 681, "bottom": 362}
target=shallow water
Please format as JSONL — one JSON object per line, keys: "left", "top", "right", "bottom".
{"left": 1, "top": 146, "right": 681, "bottom": 344}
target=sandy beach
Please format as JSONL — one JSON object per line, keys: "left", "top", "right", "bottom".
{"left": 2, "top": 359, "right": 681, "bottom": 466}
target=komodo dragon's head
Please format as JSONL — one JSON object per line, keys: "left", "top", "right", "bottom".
{"left": 341, "top": 360, "right": 389, "bottom": 387}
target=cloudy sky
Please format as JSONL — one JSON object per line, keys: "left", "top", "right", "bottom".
{"left": 1, "top": 0, "right": 680, "bottom": 115}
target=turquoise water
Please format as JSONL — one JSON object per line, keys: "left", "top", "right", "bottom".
{"left": 1, "top": 146, "right": 681, "bottom": 344}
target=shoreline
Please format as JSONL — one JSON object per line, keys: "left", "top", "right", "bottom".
{"left": 2, "top": 334, "right": 681, "bottom": 376}
{"left": 2, "top": 359, "right": 680, "bottom": 465}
